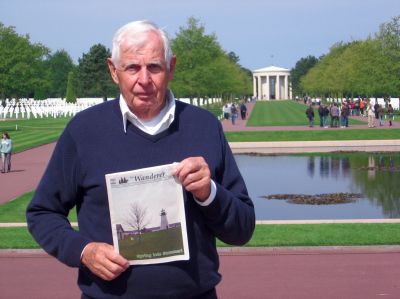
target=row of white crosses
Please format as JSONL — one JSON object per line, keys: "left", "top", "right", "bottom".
{"left": 0, "top": 98, "right": 106, "bottom": 119}
{"left": 0, "top": 97, "right": 224, "bottom": 120}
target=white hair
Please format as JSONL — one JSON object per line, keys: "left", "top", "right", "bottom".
{"left": 111, "top": 20, "right": 173, "bottom": 69}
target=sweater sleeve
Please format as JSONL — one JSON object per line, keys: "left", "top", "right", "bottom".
{"left": 26, "top": 128, "right": 92, "bottom": 267}
{"left": 198, "top": 124, "right": 255, "bottom": 246}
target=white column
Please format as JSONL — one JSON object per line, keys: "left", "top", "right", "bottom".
{"left": 261, "top": 76, "right": 264, "bottom": 100}
{"left": 257, "top": 76, "right": 262, "bottom": 100}
{"left": 275, "top": 75, "right": 279, "bottom": 100}
{"left": 266, "top": 75, "right": 270, "bottom": 100}
{"left": 276, "top": 74, "right": 282, "bottom": 100}
{"left": 284, "top": 75, "right": 288, "bottom": 99}
{"left": 253, "top": 76, "right": 257, "bottom": 98}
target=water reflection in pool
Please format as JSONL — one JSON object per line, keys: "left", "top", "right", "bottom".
{"left": 234, "top": 153, "right": 400, "bottom": 220}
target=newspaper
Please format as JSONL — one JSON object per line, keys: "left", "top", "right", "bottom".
{"left": 105, "top": 163, "right": 189, "bottom": 265}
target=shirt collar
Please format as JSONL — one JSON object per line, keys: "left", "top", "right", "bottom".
{"left": 119, "top": 90, "right": 176, "bottom": 135}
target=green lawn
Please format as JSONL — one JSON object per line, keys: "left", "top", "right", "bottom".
{"left": 2, "top": 223, "right": 400, "bottom": 249}
{"left": 225, "top": 128, "right": 400, "bottom": 142}
{"left": 226, "top": 223, "right": 400, "bottom": 247}
{"left": 0, "top": 191, "right": 77, "bottom": 223}
{"left": 0, "top": 117, "right": 70, "bottom": 153}
{"left": 247, "top": 101, "right": 366, "bottom": 126}
{"left": 119, "top": 227, "right": 184, "bottom": 260}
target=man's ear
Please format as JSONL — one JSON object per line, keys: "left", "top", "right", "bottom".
{"left": 107, "top": 58, "right": 119, "bottom": 84}
{"left": 168, "top": 55, "right": 177, "bottom": 81}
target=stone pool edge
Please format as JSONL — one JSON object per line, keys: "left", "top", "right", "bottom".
{"left": 229, "top": 140, "right": 400, "bottom": 154}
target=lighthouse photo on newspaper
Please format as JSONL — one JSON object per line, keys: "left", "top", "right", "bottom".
{"left": 105, "top": 164, "right": 189, "bottom": 265}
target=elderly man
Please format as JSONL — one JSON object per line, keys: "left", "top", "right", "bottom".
{"left": 27, "top": 20, "right": 255, "bottom": 299}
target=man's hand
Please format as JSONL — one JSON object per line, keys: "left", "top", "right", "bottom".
{"left": 173, "top": 157, "right": 211, "bottom": 201}
{"left": 81, "top": 242, "right": 129, "bottom": 281}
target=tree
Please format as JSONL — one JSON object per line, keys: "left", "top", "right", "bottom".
{"left": 375, "top": 15, "right": 400, "bottom": 95}
{"left": 125, "top": 202, "right": 150, "bottom": 238}
{"left": 170, "top": 17, "right": 251, "bottom": 102}
{"left": 65, "top": 71, "right": 77, "bottom": 103}
{"left": 290, "top": 55, "right": 319, "bottom": 97}
{"left": 76, "top": 44, "right": 118, "bottom": 100}
{"left": 0, "top": 23, "right": 50, "bottom": 99}
{"left": 227, "top": 51, "right": 240, "bottom": 64}
{"left": 171, "top": 17, "right": 223, "bottom": 102}
{"left": 300, "top": 16, "right": 400, "bottom": 98}
{"left": 301, "top": 42, "right": 351, "bottom": 98}
{"left": 375, "top": 15, "right": 400, "bottom": 61}
{"left": 46, "top": 50, "right": 75, "bottom": 98}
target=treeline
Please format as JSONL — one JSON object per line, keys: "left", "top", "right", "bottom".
{"left": 0, "top": 17, "right": 252, "bottom": 102}
{"left": 291, "top": 15, "right": 400, "bottom": 99}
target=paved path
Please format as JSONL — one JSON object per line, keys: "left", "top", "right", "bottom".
{"left": 1, "top": 247, "right": 400, "bottom": 299}
{"left": 0, "top": 143, "right": 55, "bottom": 204}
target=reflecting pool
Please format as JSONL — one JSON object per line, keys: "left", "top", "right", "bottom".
{"left": 235, "top": 153, "right": 400, "bottom": 220}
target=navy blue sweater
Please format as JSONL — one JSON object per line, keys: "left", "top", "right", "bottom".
{"left": 26, "top": 99, "right": 255, "bottom": 299}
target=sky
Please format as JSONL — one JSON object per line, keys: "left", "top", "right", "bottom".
{"left": 0, "top": 0, "right": 398, "bottom": 71}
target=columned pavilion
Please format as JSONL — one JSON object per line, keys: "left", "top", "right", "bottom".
{"left": 253, "top": 66, "right": 292, "bottom": 100}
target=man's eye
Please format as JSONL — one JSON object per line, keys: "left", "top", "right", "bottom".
{"left": 125, "top": 65, "right": 140, "bottom": 73}
{"left": 148, "top": 64, "right": 162, "bottom": 73}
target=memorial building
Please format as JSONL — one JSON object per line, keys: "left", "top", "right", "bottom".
{"left": 253, "top": 66, "right": 292, "bottom": 100}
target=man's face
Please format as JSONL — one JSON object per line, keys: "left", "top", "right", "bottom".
{"left": 108, "top": 31, "right": 176, "bottom": 120}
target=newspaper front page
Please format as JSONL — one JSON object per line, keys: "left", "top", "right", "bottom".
{"left": 105, "top": 163, "right": 189, "bottom": 265}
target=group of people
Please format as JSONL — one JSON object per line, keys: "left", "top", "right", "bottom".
{"left": 223, "top": 101, "right": 248, "bottom": 125}
{"left": 306, "top": 100, "right": 395, "bottom": 128}
{"left": 1, "top": 132, "right": 12, "bottom": 173}
{"left": 367, "top": 102, "right": 394, "bottom": 128}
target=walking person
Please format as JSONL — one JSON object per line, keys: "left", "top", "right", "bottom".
{"left": 367, "top": 102, "right": 375, "bottom": 128}
{"left": 223, "top": 103, "right": 230, "bottom": 120}
{"left": 374, "top": 101, "right": 380, "bottom": 124}
{"left": 305, "top": 104, "right": 314, "bottom": 127}
{"left": 323, "top": 104, "right": 330, "bottom": 128}
{"left": 231, "top": 103, "right": 238, "bottom": 125}
{"left": 378, "top": 105, "right": 385, "bottom": 126}
{"left": 330, "top": 103, "right": 340, "bottom": 128}
{"left": 240, "top": 101, "right": 247, "bottom": 120}
{"left": 318, "top": 104, "right": 324, "bottom": 127}
{"left": 359, "top": 98, "right": 365, "bottom": 116}
{"left": 387, "top": 104, "right": 394, "bottom": 126}
{"left": 340, "top": 102, "right": 350, "bottom": 128}
{"left": 1, "top": 132, "right": 13, "bottom": 173}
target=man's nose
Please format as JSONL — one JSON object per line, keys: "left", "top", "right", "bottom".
{"left": 137, "top": 68, "right": 150, "bottom": 85}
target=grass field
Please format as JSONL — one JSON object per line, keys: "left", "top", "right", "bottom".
{"left": 247, "top": 101, "right": 366, "bottom": 126}
{"left": 0, "top": 191, "right": 77, "bottom": 223}
{"left": 2, "top": 223, "right": 400, "bottom": 249}
{"left": 0, "top": 117, "right": 70, "bottom": 153}
{"left": 225, "top": 128, "right": 400, "bottom": 142}
{"left": 223, "top": 223, "right": 400, "bottom": 247}
{"left": 119, "top": 227, "right": 184, "bottom": 260}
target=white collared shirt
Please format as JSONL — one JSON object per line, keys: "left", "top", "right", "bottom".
{"left": 119, "top": 90, "right": 176, "bottom": 135}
